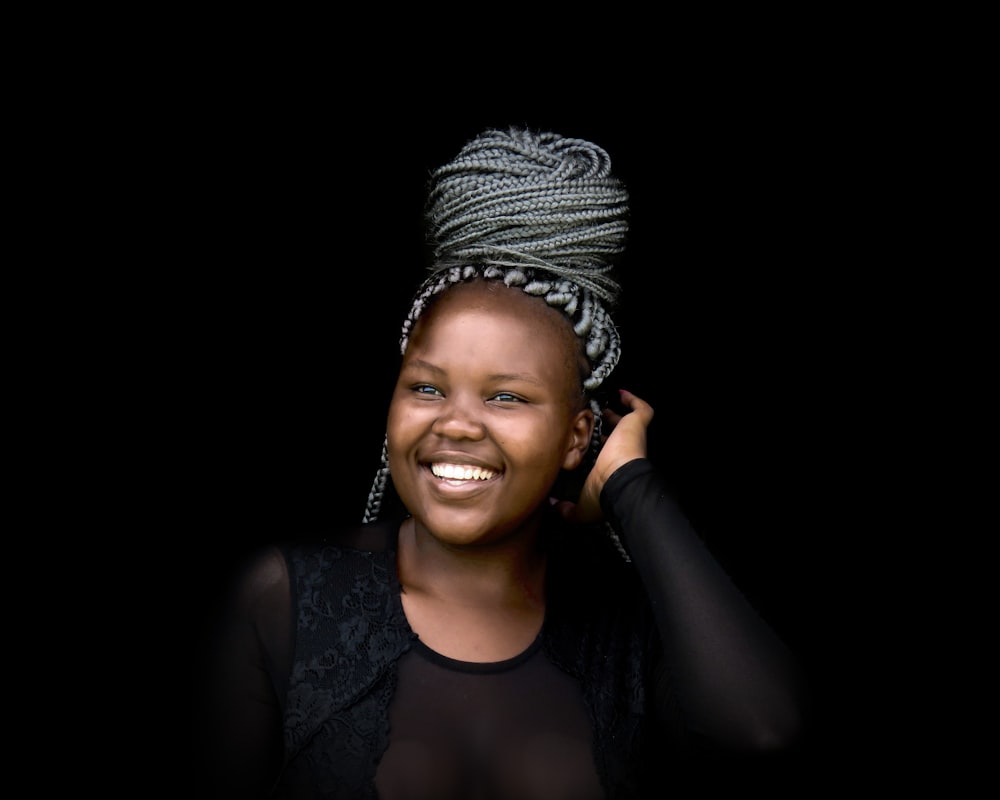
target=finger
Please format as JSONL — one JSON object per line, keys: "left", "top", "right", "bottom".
{"left": 617, "top": 389, "right": 654, "bottom": 420}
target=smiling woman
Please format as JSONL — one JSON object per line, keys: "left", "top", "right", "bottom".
{"left": 194, "top": 126, "right": 809, "bottom": 799}
{"left": 384, "top": 281, "right": 595, "bottom": 556}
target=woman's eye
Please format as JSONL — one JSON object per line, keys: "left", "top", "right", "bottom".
{"left": 414, "top": 385, "right": 443, "bottom": 397}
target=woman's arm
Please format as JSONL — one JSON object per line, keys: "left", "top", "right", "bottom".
{"left": 560, "top": 390, "right": 807, "bottom": 751}
{"left": 601, "top": 458, "right": 806, "bottom": 751}
{"left": 195, "top": 546, "right": 291, "bottom": 797}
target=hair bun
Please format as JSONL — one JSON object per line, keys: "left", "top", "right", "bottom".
{"left": 424, "top": 127, "right": 630, "bottom": 305}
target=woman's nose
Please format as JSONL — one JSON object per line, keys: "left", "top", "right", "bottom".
{"left": 430, "top": 394, "right": 486, "bottom": 440}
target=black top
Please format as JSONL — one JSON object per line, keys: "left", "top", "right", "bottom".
{"left": 195, "top": 459, "right": 805, "bottom": 798}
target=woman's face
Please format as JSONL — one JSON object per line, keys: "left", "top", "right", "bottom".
{"left": 386, "top": 280, "right": 594, "bottom": 547}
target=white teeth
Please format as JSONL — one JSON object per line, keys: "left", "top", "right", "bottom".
{"left": 430, "top": 463, "right": 495, "bottom": 481}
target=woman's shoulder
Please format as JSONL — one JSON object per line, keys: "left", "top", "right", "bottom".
{"left": 279, "top": 518, "right": 405, "bottom": 595}
{"left": 221, "top": 518, "right": 403, "bottom": 605}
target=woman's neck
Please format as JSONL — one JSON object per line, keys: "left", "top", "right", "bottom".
{"left": 397, "top": 516, "right": 547, "bottom": 606}
{"left": 395, "top": 517, "right": 548, "bottom": 662}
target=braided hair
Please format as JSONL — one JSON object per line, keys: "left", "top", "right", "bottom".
{"left": 363, "top": 127, "right": 631, "bottom": 560}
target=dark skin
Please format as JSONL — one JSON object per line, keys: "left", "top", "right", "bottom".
{"left": 386, "top": 280, "right": 653, "bottom": 662}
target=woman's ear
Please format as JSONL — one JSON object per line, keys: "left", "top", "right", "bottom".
{"left": 562, "top": 409, "right": 595, "bottom": 470}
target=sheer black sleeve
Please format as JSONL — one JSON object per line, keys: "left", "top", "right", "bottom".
{"left": 194, "top": 546, "right": 294, "bottom": 799}
{"left": 601, "top": 458, "right": 807, "bottom": 752}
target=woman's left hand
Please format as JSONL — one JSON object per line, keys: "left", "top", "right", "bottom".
{"left": 554, "top": 389, "right": 654, "bottom": 524}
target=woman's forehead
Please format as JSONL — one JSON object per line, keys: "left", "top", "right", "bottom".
{"left": 418, "top": 280, "right": 574, "bottom": 336}
{"left": 404, "top": 281, "right": 587, "bottom": 395}
{"left": 407, "top": 280, "right": 588, "bottom": 386}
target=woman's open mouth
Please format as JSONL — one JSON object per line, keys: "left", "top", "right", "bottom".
{"left": 429, "top": 463, "right": 497, "bottom": 482}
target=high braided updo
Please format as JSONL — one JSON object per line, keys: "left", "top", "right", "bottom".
{"left": 363, "top": 127, "right": 631, "bottom": 558}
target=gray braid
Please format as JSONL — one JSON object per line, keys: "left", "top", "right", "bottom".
{"left": 363, "top": 128, "right": 632, "bottom": 561}
{"left": 362, "top": 435, "right": 391, "bottom": 524}
{"left": 424, "top": 127, "right": 629, "bottom": 305}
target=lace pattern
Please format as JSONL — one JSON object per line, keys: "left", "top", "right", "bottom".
{"left": 280, "top": 538, "right": 415, "bottom": 798}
